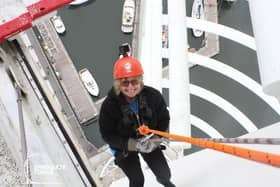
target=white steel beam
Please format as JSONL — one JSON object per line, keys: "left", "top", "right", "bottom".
{"left": 168, "top": 0, "right": 191, "bottom": 152}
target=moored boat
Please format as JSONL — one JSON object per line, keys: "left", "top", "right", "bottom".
{"left": 121, "top": 0, "right": 135, "bottom": 33}
{"left": 79, "top": 68, "right": 100, "bottom": 97}
{"left": 69, "top": 0, "right": 89, "bottom": 6}
{"left": 50, "top": 15, "right": 66, "bottom": 34}
{"left": 191, "top": 0, "right": 205, "bottom": 37}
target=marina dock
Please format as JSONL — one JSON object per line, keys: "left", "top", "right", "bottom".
{"left": 32, "top": 13, "right": 98, "bottom": 124}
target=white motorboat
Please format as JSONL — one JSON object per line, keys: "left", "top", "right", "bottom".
{"left": 69, "top": 0, "right": 89, "bottom": 6}
{"left": 50, "top": 15, "right": 66, "bottom": 34}
{"left": 121, "top": 0, "right": 135, "bottom": 33}
{"left": 191, "top": 0, "right": 205, "bottom": 37}
{"left": 79, "top": 68, "right": 100, "bottom": 97}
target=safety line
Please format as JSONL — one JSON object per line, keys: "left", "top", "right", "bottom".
{"left": 203, "top": 138, "right": 280, "bottom": 145}
{"left": 138, "top": 125, "right": 280, "bottom": 168}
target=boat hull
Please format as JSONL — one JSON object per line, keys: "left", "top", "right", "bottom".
{"left": 191, "top": 0, "right": 205, "bottom": 37}
{"left": 69, "top": 0, "right": 89, "bottom": 5}
{"left": 79, "top": 68, "right": 99, "bottom": 97}
{"left": 121, "top": 0, "right": 135, "bottom": 33}
{"left": 50, "top": 15, "right": 66, "bottom": 34}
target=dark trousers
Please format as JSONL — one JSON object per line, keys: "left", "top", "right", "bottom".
{"left": 115, "top": 148, "right": 176, "bottom": 187}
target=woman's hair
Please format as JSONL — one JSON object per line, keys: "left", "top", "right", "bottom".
{"left": 114, "top": 75, "right": 144, "bottom": 95}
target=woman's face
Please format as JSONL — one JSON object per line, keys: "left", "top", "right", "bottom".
{"left": 120, "top": 77, "right": 141, "bottom": 99}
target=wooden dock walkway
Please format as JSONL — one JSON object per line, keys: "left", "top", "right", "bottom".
{"left": 35, "top": 17, "right": 98, "bottom": 124}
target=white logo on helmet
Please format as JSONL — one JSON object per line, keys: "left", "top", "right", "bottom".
{"left": 124, "top": 62, "right": 132, "bottom": 73}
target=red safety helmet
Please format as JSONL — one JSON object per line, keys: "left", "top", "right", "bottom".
{"left": 113, "top": 56, "right": 144, "bottom": 79}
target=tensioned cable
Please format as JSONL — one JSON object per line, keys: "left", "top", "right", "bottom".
{"left": 138, "top": 125, "right": 280, "bottom": 168}
{"left": 203, "top": 138, "right": 280, "bottom": 145}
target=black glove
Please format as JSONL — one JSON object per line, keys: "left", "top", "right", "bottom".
{"left": 127, "top": 137, "right": 158, "bottom": 153}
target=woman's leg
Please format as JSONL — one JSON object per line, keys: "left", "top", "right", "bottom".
{"left": 115, "top": 152, "right": 145, "bottom": 187}
{"left": 142, "top": 148, "right": 176, "bottom": 187}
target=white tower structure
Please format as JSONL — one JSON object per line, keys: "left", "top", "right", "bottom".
{"left": 248, "top": 0, "right": 280, "bottom": 102}
{"left": 168, "top": 0, "right": 191, "bottom": 153}
{"left": 138, "top": 0, "right": 191, "bottom": 156}
{"left": 138, "top": 0, "right": 162, "bottom": 91}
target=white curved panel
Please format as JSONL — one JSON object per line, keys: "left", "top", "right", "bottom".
{"left": 188, "top": 53, "right": 280, "bottom": 115}
{"left": 190, "top": 84, "right": 258, "bottom": 132}
{"left": 161, "top": 15, "right": 256, "bottom": 50}
{"left": 190, "top": 115, "right": 224, "bottom": 138}
{"left": 186, "top": 17, "right": 256, "bottom": 50}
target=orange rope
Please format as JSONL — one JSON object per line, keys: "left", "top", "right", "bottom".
{"left": 138, "top": 125, "right": 280, "bottom": 168}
